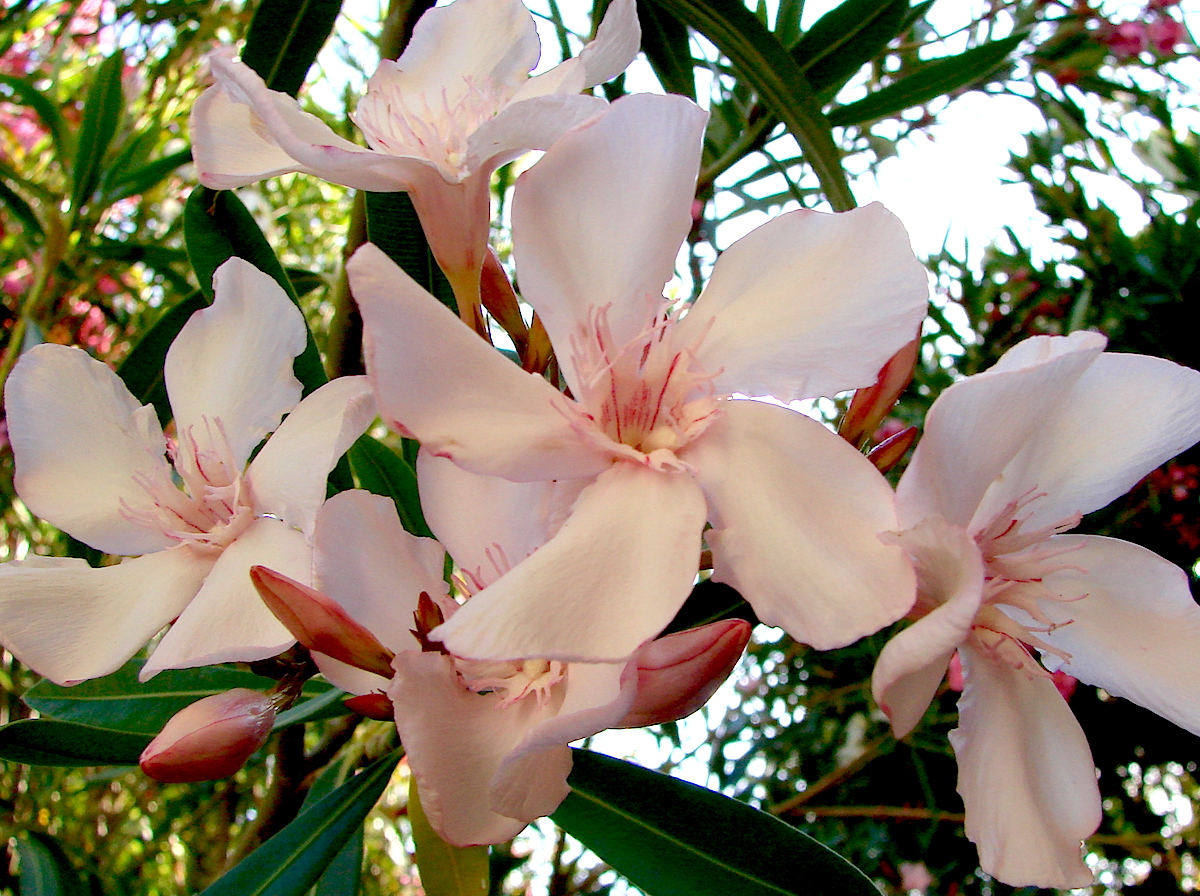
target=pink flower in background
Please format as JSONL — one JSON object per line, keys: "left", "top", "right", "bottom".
{"left": 190, "top": 0, "right": 639, "bottom": 311}
{"left": 871, "top": 331, "right": 1200, "bottom": 888}
{"left": 252, "top": 466, "right": 750, "bottom": 847}
{"left": 0, "top": 258, "right": 375, "bottom": 684}
{"left": 351, "top": 93, "right": 927, "bottom": 667}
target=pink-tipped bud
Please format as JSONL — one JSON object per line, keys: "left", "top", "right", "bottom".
{"left": 839, "top": 336, "right": 920, "bottom": 448}
{"left": 250, "top": 566, "right": 395, "bottom": 678}
{"left": 619, "top": 619, "right": 752, "bottom": 728}
{"left": 867, "top": 424, "right": 919, "bottom": 473}
{"left": 344, "top": 692, "right": 395, "bottom": 720}
{"left": 140, "top": 689, "right": 275, "bottom": 783}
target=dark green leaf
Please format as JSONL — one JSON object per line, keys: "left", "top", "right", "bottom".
{"left": 183, "top": 186, "right": 328, "bottom": 394}
{"left": 793, "top": 0, "right": 909, "bottom": 95}
{"left": 662, "top": 579, "right": 757, "bottom": 635}
{"left": 304, "top": 754, "right": 364, "bottom": 896}
{"left": 637, "top": 0, "right": 697, "bottom": 100}
{"left": 14, "top": 831, "right": 93, "bottom": 896}
{"left": 554, "top": 749, "right": 881, "bottom": 896}
{"left": 23, "top": 661, "right": 332, "bottom": 736}
{"left": 0, "top": 73, "right": 71, "bottom": 157}
{"left": 0, "top": 173, "right": 43, "bottom": 237}
{"left": 828, "top": 33, "right": 1024, "bottom": 127}
{"left": 199, "top": 750, "right": 401, "bottom": 896}
{"left": 70, "top": 51, "right": 126, "bottom": 217}
{"left": 364, "top": 191, "right": 457, "bottom": 314}
{"left": 348, "top": 434, "right": 432, "bottom": 538}
{"left": 648, "top": 0, "right": 855, "bottom": 211}
{"left": 242, "top": 0, "right": 344, "bottom": 97}
{"left": 0, "top": 719, "right": 149, "bottom": 767}
{"left": 103, "top": 146, "right": 194, "bottom": 203}
{"left": 117, "top": 290, "right": 208, "bottom": 425}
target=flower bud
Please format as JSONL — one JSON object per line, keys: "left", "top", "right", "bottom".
{"left": 619, "top": 619, "right": 752, "bottom": 728}
{"left": 140, "top": 688, "right": 275, "bottom": 783}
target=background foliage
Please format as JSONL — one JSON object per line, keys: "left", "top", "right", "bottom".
{"left": 2, "top": 0, "right": 1198, "bottom": 893}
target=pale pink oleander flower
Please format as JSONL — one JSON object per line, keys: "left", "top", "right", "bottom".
{"left": 189, "top": 0, "right": 639, "bottom": 316}
{"left": 349, "top": 93, "right": 928, "bottom": 667}
{"left": 252, "top": 466, "right": 750, "bottom": 847}
{"left": 871, "top": 330, "right": 1200, "bottom": 889}
{"left": 0, "top": 258, "right": 375, "bottom": 684}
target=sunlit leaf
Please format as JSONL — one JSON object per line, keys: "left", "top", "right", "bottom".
{"left": 0, "top": 719, "right": 149, "bottom": 767}
{"left": 553, "top": 749, "right": 882, "bottom": 896}
{"left": 828, "top": 34, "right": 1024, "bottom": 127}
{"left": 637, "top": 0, "right": 697, "bottom": 100}
{"left": 408, "top": 777, "right": 489, "bottom": 896}
{"left": 198, "top": 750, "right": 401, "bottom": 896}
{"left": 69, "top": 50, "right": 125, "bottom": 218}
{"left": 792, "top": 0, "right": 909, "bottom": 95}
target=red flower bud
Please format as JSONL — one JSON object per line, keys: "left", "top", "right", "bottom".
{"left": 140, "top": 689, "right": 276, "bottom": 783}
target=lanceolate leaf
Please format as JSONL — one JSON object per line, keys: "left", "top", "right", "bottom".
{"left": 637, "top": 0, "right": 697, "bottom": 100}
{"left": 303, "top": 757, "right": 364, "bottom": 896}
{"left": 792, "top": 0, "right": 909, "bottom": 96}
{"left": 241, "top": 0, "right": 344, "bottom": 97}
{"left": 22, "top": 661, "right": 332, "bottom": 736}
{"left": 183, "top": 186, "right": 327, "bottom": 395}
{"left": 14, "top": 831, "right": 94, "bottom": 896}
{"left": 553, "top": 750, "right": 882, "bottom": 896}
{"left": 198, "top": 750, "right": 401, "bottom": 896}
{"left": 347, "top": 434, "right": 432, "bottom": 538}
{"left": 0, "top": 174, "right": 44, "bottom": 238}
{"left": 0, "top": 73, "right": 72, "bottom": 159}
{"left": 0, "top": 719, "right": 150, "bottom": 767}
{"left": 69, "top": 50, "right": 126, "bottom": 219}
{"left": 828, "top": 33, "right": 1025, "bottom": 127}
{"left": 648, "top": 0, "right": 856, "bottom": 211}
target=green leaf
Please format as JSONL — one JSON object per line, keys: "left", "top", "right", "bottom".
{"left": 70, "top": 51, "right": 126, "bottom": 218}
{"left": 23, "top": 661, "right": 332, "bottom": 736}
{"left": 183, "top": 185, "right": 328, "bottom": 394}
{"left": 273, "top": 687, "right": 350, "bottom": 730}
{"left": 828, "top": 33, "right": 1024, "bottom": 127}
{"left": 102, "top": 146, "right": 194, "bottom": 204}
{"left": 116, "top": 290, "right": 207, "bottom": 426}
{"left": 0, "top": 719, "right": 150, "bottom": 767}
{"left": 364, "top": 191, "right": 457, "bottom": 314}
{"left": 793, "top": 0, "right": 909, "bottom": 96}
{"left": 409, "top": 777, "right": 489, "bottom": 896}
{"left": 241, "top": 0, "right": 344, "bottom": 97}
{"left": 0, "top": 173, "right": 44, "bottom": 237}
{"left": 198, "top": 750, "right": 401, "bottom": 896}
{"left": 0, "top": 73, "right": 71, "bottom": 158}
{"left": 14, "top": 831, "right": 94, "bottom": 896}
{"left": 637, "top": 0, "right": 697, "bottom": 100}
{"left": 303, "top": 761, "right": 364, "bottom": 896}
{"left": 348, "top": 434, "right": 432, "bottom": 538}
{"left": 648, "top": 0, "right": 855, "bottom": 211}
{"left": 553, "top": 749, "right": 882, "bottom": 896}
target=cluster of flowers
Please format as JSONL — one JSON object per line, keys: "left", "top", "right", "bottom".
{"left": 4, "top": 0, "right": 1200, "bottom": 888}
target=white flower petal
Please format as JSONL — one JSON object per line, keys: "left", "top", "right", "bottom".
{"left": 896, "top": 331, "right": 1103, "bottom": 530}
{"left": 466, "top": 93, "right": 607, "bottom": 172}
{"left": 681, "top": 399, "right": 915, "bottom": 649}
{"left": 5, "top": 344, "right": 176, "bottom": 555}
{"left": 871, "top": 517, "right": 985, "bottom": 738}
{"left": 416, "top": 451, "right": 582, "bottom": 585}
{"left": 987, "top": 349, "right": 1200, "bottom": 529}
{"left": 350, "top": 243, "right": 612, "bottom": 481}
{"left": 1038, "top": 535, "right": 1200, "bottom": 735}
{"left": 434, "top": 463, "right": 708, "bottom": 663}
{"left": 166, "top": 258, "right": 305, "bottom": 470}
{"left": 0, "top": 549, "right": 212, "bottom": 685}
{"left": 952, "top": 646, "right": 1101, "bottom": 889}
{"left": 491, "top": 660, "right": 635, "bottom": 820}
{"left": 511, "top": 94, "right": 707, "bottom": 392}
{"left": 246, "top": 375, "right": 375, "bottom": 535}
{"left": 388, "top": 651, "right": 559, "bottom": 847}
{"left": 142, "top": 517, "right": 304, "bottom": 677}
{"left": 676, "top": 203, "right": 929, "bottom": 403}
{"left": 314, "top": 490, "right": 447, "bottom": 656}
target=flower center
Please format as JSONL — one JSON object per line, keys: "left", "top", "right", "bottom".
{"left": 967, "top": 488, "right": 1086, "bottom": 678}
{"left": 122, "top": 416, "right": 255, "bottom": 553}
{"left": 566, "top": 300, "right": 721, "bottom": 468}
{"left": 351, "top": 67, "right": 510, "bottom": 182}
